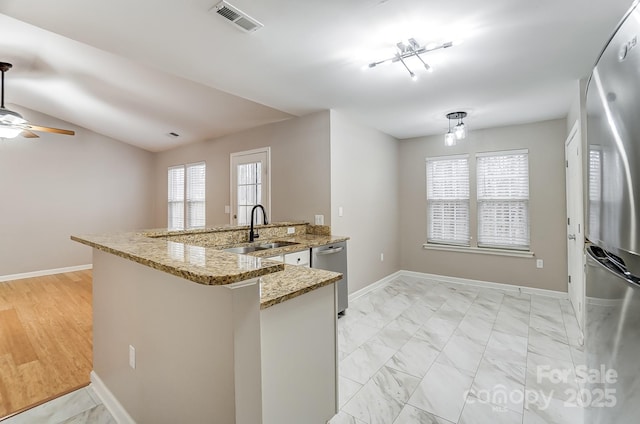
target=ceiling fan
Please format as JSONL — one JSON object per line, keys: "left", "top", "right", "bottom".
{"left": 0, "top": 62, "right": 75, "bottom": 139}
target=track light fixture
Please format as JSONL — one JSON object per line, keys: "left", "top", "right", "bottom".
{"left": 445, "top": 111, "right": 467, "bottom": 146}
{"left": 366, "top": 38, "right": 458, "bottom": 79}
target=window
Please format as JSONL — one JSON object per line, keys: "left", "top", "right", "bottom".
{"left": 426, "top": 155, "right": 470, "bottom": 246}
{"left": 168, "top": 166, "right": 185, "bottom": 230}
{"left": 168, "top": 162, "right": 205, "bottom": 230}
{"left": 236, "top": 161, "right": 263, "bottom": 226}
{"left": 477, "top": 150, "right": 529, "bottom": 250}
{"left": 230, "top": 148, "right": 270, "bottom": 226}
{"left": 588, "top": 148, "right": 601, "bottom": 239}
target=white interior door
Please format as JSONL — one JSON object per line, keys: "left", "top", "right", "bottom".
{"left": 230, "top": 147, "right": 270, "bottom": 226}
{"left": 565, "top": 122, "right": 585, "bottom": 330}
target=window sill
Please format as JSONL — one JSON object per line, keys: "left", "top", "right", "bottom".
{"left": 422, "top": 243, "right": 535, "bottom": 258}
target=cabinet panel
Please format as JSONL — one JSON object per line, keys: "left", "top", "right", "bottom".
{"left": 284, "top": 250, "right": 310, "bottom": 267}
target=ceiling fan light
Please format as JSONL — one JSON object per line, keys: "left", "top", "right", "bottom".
{"left": 0, "top": 126, "right": 23, "bottom": 139}
{"left": 454, "top": 122, "right": 466, "bottom": 139}
{"left": 444, "top": 131, "right": 456, "bottom": 146}
{"left": 0, "top": 108, "right": 26, "bottom": 125}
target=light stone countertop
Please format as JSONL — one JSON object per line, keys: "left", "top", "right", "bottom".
{"left": 260, "top": 265, "right": 342, "bottom": 309}
{"left": 71, "top": 225, "right": 348, "bottom": 309}
{"left": 71, "top": 231, "right": 285, "bottom": 286}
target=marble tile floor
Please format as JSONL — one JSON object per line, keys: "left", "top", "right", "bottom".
{"left": 0, "top": 386, "right": 115, "bottom": 424}
{"left": 3, "top": 276, "right": 584, "bottom": 424}
{"left": 330, "top": 276, "right": 585, "bottom": 424}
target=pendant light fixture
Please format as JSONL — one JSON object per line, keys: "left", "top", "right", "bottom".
{"left": 445, "top": 111, "right": 467, "bottom": 145}
{"left": 444, "top": 115, "right": 456, "bottom": 146}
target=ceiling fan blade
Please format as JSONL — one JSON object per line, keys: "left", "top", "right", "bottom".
{"left": 24, "top": 124, "right": 75, "bottom": 136}
{"left": 21, "top": 130, "right": 39, "bottom": 138}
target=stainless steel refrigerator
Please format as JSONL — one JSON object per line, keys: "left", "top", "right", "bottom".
{"left": 585, "top": 2, "right": 640, "bottom": 422}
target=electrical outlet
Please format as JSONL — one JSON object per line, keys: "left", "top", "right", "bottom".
{"left": 129, "top": 345, "right": 136, "bottom": 369}
{"left": 287, "top": 227, "right": 295, "bottom": 234}
{"left": 380, "top": 253, "right": 384, "bottom": 262}
{"left": 338, "top": 206, "right": 344, "bottom": 217}
{"left": 536, "top": 259, "right": 544, "bottom": 269}
{"left": 224, "top": 205, "right": 230, "bottom": 214}
{"left": 314, "top": 214, "right": 324, "bottom": 225}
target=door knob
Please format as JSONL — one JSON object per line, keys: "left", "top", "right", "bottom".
{"left": 568, "top": 234, "right": 576, "bottom": 240}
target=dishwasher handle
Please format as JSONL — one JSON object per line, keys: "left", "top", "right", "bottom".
{"left": 315, "top": 246, "right": 344, "bottom": 255}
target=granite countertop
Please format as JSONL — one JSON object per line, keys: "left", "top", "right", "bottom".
{"left": 260, "top": 265, "right": 342, "bottom": 309}
{"left": 70, "top": 232, "right": 285, "bottom": 286}
{"left": 71, "top": 225, "right": 348, "bottom": 309}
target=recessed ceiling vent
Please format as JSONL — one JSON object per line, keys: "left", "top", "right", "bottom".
{"left": 210, "top": 1, "right": 263, "bottom": 33}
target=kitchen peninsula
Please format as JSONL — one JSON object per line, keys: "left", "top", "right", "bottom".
{"left": 71, "top": 222, "right": 348, "bottom": 424}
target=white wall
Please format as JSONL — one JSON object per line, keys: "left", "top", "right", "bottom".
{"left": 330, "top": 110, "right": 400, "bottom": 294}
{"left": 399, "top": 119, "right": 568, "bottom": 292}
{"left": 153, "top": 111, "right": 331, "bottom": 227}
{"left": 0, "top": 108, "right": 155, "bottom": 277}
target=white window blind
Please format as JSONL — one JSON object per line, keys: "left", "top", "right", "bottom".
{"left": 236, "top": 161, "right": 262, "bottom": 226}
{"left": 477, "top": 150, "right": 529, "bottom": 250}
{"left": 426, "top": 155, "right": 470, "bottom": 246}
{"left": 588, "top": 149, "right": 601, "bottom": 239}
{"left": 168, "top": 166, "right": 185, "bottom": 231}
{"left": 186, "top": 163, "right": 206, "bottom": 229}
{"left": 167, "top": 162, "right": 206, "bottom": 230}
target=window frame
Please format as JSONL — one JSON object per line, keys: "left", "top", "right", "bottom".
{"left": 167, "top": 161, "right": 206, "bottom": 231}
{"left": 423, "top": 149, "right": 534, "bottom": 257}
{"left": 425, "top": 154, "right": 471, "bottom": 247}
{"left": 476, "top": 149, "right": 530, "bottom": 251}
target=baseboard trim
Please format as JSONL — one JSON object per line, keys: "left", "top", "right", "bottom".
{"left": 90, "top": 371, "right": 135, "bottom": 424}
{"left": 348, "top": 270, "right": 403, "bottom": 302}
{"left": 399, "top": 270, "right": 568, "bottom": 299}
{"left": 348, "top": 269, "right": 568, "bottom": 300}
{"left": 0, "top": 264, "right": 93, "bottom": 283}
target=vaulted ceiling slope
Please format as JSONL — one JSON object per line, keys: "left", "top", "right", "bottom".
{"left": 0, "top": 0, "right": 633, "bottom": 151}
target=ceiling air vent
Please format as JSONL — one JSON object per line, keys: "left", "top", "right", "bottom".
{"left": 210, "top": 1, "right": 263, "bottom": 33}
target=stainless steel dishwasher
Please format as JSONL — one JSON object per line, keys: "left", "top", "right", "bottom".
{"left": 311, "top": 241, "right": 348, "bottom": 315}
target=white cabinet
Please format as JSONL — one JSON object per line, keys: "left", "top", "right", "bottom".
{"left": 284, "top": 250, "right": 310, "bottom": 267}
{"left": 260, "top": 283, "right": 337, "bottom": 424}
{"left": 265, "top": 249, "right": 310, "bottom": 267}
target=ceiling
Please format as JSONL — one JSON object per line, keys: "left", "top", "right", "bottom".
{"left": 0, "top": 0, "right": 634, "bottom": 152}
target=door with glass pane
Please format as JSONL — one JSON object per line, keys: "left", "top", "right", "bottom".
{"left": 230, "top": 148, "right": 270, "bottom": 226}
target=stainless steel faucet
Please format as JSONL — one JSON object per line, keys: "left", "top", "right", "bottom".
{"left": 249, "top": 204, "right": 268, "bottom": 242}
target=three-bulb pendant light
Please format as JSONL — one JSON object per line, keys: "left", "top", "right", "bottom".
{"left": 445, "top": 111, "right": 467, "bottom": 146}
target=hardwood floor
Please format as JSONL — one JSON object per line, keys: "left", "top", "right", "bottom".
{"left": 0, "top": 270, "right": 92, "bottom": 419}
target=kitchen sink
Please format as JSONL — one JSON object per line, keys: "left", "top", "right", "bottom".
{"left": 223, "top": 246, "right": 269, "bottom": 254}
{"left": 258, "top": 241, "right": 300, "bottom": 249}
{"left": 223, "top": 240, "right": 299, "bottom": 254}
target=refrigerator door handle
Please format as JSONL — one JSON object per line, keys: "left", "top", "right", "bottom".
{"left": 603, "top": 249, "right": 630, "bottom": 274}
{"left": 587, "top": 247, "right": 640, "bottom": 288}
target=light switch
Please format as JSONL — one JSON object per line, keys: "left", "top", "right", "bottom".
{"left": 224, "top": 205, "right": 230, "bottom": 214}
{"left": 129, "top": 345, "right": 136, "bottom": 369}
{"left": 314, "top": 215, "right": 324, "bottom": 225}
{"left": 338, "top": 207, "right": 343, "bottom": 217}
